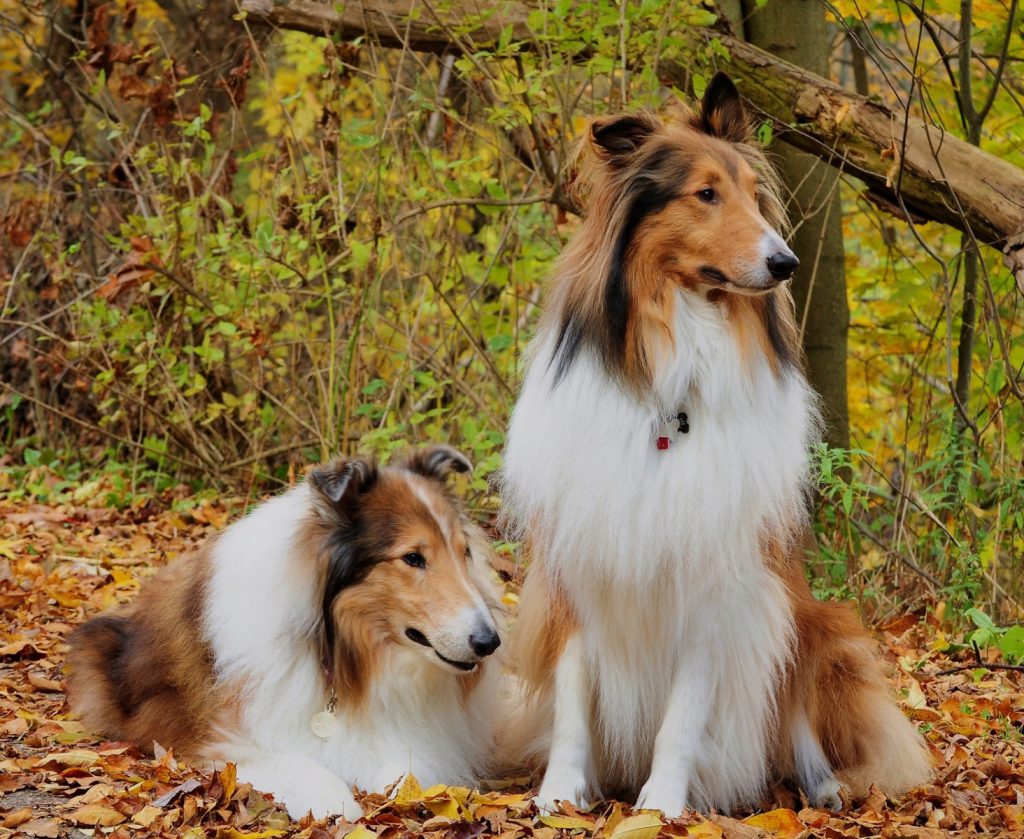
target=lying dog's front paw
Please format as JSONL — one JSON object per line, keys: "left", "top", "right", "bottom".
{"left": 283, "top": 781, "right": 363, "bottom": 822}
{"left": 809, "top": 777, "right": 843, "bottom": 812}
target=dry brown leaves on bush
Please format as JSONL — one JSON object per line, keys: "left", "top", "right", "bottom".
{"left": 1, "top": 501, "right": 1023, "bottom": 838}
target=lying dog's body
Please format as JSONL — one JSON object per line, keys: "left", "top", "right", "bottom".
{"left": 502, "top": 75, "right": 931, "bottom": 816}
{"left": 69, "top": 447, "right": 503, "bottom": 820}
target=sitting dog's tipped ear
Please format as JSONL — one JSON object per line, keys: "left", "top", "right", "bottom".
{"left": 309, "top": 458, "right": 377, "bottom": 516}
{"left": 403, "top": 445, "right": 473, "bottom": 482}
{"left": 590, "top": 112, "right": 661, "bottom": 164}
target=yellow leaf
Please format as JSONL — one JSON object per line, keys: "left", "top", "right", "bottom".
{"left": 220, "top": 762, "right": 237, "bottom": 802}
{"left": 219, "top": 830, "right": 286, "bottom": 839}
{"left": 539, "top": 813, "right": 594, "bottom": 831}
{"left": 607, "top": 813, "right": 664, "bottom": 839}
{"left": 859, "top": 548, "right": 885, "bottom": 571}
{"left": 834, "top": 101, "right": 850, "bottom": 125}
{"left": 341, "top": 827, "right": 377, "bottom": 839}
{"left": 483, "top": 792, "right": 528, "bottom": 806}
{"left": 35, "top": 749, "right": 99, "bottom": 767}
{"left": 393, "top": 772, "right": 423, "bottom": 806}
{"left": 906, "top": 678, "right": 928, "bottom": 710}
{"left": 423, "top": 793, "right": 461, "bottom": 820}
{"left": 684, "top": 818, "right": 724, "bottom": 838}
{"left": 742, "top": 809, "right": 805, "bottom": 839}
{"left": 70, "top": 804, "right": 126, "bottom": 826}
{"left": 131, "top": 806, "right": 163, "bottom": 827}
{"left": 604, "top": 802, "right": 625, "bottom": 835}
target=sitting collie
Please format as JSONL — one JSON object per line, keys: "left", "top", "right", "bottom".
{"left": 501, "top": 74, "right": 930, "bottom": 816}
{"left": 69, "top": 447, "right": 504, "bottom": 820}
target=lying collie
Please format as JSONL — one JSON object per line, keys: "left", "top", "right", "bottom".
{"left": 502, "top": 74, "right": 930, "bottom": 816}
{"left": 69, "top": 447, "right": 503, "bottom": 820}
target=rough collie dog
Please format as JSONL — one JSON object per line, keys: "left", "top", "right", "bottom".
{"left": 501, "top": 74, "right": 930, "bottom": 817}
{"left": 69, "top": 446, "right": 503, "bottom": 821}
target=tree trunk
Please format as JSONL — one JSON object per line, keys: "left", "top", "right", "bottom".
{"left": 738, "top": 0, "right": 850, "bottom": 450}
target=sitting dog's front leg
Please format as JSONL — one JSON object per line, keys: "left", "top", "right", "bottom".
{"left": 235, "top": 752, "right": 363, "bottom": 821}
{"left": 534, "top": 635, "right": 594, "bottom": 812}
{"left": 635, "top": 649, "right": 714, "bottom": 818}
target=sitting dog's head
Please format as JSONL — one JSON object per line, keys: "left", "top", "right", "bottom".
{"left": 306, "top": 446, "right": 502, "bottom": 703}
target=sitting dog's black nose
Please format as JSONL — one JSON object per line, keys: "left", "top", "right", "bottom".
{"left": 469, "top": 629, "right": 501, "bottom": 657}
{"left": 766, "top": 251, "right": 799, "bottom": 280}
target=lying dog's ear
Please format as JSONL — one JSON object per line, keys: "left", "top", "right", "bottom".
{"left": 402, "top": 445, "right": 473, "bottom": 482}
{"left": 696, "top": 72, "right": 749, "bottom": 143}
{"left": 308, "top": 457, "right": 377, "bottom": 519}
{"left": 590, "top": 112, "right": 661, "bottom": 164}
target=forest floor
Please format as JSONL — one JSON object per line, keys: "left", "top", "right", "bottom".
{"left": 1, "top": 497, "right": 1023, "bottom": 839}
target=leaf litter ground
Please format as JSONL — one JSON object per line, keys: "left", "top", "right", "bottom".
{"left": 1, "top": 498, "right": 1023, "bottom": 838}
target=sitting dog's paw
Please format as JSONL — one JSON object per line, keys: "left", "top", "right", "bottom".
{"left": 635, "top": 777, "right": 687, "bottom": 819}
{"left": 809, "top": 777, "right": 843, "bottom": 812}
{"left": 534, "top": 770, "right": 591, "bottom": 814}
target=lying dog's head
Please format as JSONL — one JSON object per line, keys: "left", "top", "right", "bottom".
{"left": 305, "top": 446, "right": 501, "bottom": 703}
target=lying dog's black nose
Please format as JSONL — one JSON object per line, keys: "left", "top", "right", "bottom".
{"left": 766, "top": 251, "right": 799, "bottom": 280}
{"left": 469, "top": 629, "right": 501, "bottom": 657}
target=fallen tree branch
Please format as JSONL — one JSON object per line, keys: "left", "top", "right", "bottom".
{"left": 240, "top": 0, "right": 1024, "bottom": 267}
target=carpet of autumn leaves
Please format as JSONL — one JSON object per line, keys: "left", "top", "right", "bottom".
{"left": 2, "top": 496, "right": 1024, "bottom": 839}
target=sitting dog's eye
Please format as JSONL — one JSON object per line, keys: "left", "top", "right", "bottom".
{"left": 698, "top": 188, "right": 717, "bottom": 203}
{"left": 403, "top": 552, "right": 426, "bottom": 569}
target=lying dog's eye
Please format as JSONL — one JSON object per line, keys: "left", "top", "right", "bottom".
{"left": 697, "top": 188, "right": 717, "bottom": 203}
{"left": 403, "top": 551, "right": 426, "bottom": 569}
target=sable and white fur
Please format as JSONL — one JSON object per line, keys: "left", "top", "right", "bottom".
{"left": 69, "top": 446, "right": 504, "bottom": 821}
{"left": 501, "top": 75, "right": 930, "bottom": 816}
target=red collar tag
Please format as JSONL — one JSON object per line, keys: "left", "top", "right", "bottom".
{"left": 655, "top": 410, "right": 689, "bottom": 451}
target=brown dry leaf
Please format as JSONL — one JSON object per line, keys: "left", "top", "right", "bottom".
{"left": 70, "top": 803, "right": 127, "bottom": 826}
{"left": 1, "top": 807, "right": 33, "bottom": 828}
{"left": 709, "top": 814, "right": 761, "bottom": 839}
{"left": 19, "top": 819, "right": 61, "bottom": 838}
{"left": 132, "top": 804, "right": 163, "bottom": 827}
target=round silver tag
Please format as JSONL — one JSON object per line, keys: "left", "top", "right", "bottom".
{"left": 310, "top": 709, "right": 340, "bottom": 739}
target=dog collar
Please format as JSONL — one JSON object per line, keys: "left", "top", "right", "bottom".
{"left": 655, "top": 409, "right": 689, "bottom": 451}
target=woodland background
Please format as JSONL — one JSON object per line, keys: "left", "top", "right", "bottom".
{"left": 1, "top": 0, "right": 1024, "bottom": 836}
{"left": 2, "top": 0, "right": 1023, "bottom": 631}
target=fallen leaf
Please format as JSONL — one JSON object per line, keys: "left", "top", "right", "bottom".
{"left": 132, "top": 805, "right": 163, "bottom": 827}
{"left": 152, "top": 778, "right": 203, "bottom": 807}
{"left": 70, "top": 804, "right": 127, "bottom": 826}
{"left": 19, "top": 819, "right": 61, "bottom": 838}
{"left": 608, "top": 813, "right": 664, "bottom": 839}
{"left": 27, "top": 672, "right": 63, "bottom": 692}
{"left": 35, "top": 748, "right": 100, "bottom": 767}
{"left": 538, "top": 813, "right": 593, "bottom": 830}
{"left": 393, "top": 772, "right": 423, "bottom": 806}
{"left": 709, "top": 815, "right": 760, "bottom": 839}
{"left": 741, "top": 809, "right": 804, "bottom": 839}
{"left": 2, "top": 808, "right": 33, "bottom": 828}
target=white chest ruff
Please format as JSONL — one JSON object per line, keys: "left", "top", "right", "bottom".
{"left": 502, "top": 294, "right": 818, "bottom": 807}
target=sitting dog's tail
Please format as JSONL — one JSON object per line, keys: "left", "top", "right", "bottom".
{"left": 780, "top": 593, "right": 933, "bottom": 805}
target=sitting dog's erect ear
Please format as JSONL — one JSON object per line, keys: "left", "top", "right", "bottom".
{"left": 590, "top": 112, "right": 661, "bottom": 164}
{"left": 696, "top": 72, "right": 750, "bottom": 143}
{"left": 402, "top": 445, "right": 473, "bottom": 482}
{"left": 308, "top": 458, "right": 377, "bottom": 519}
